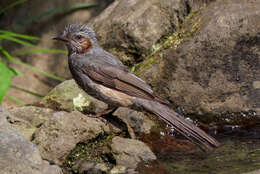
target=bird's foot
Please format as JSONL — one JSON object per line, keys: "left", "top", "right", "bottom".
{"left": 87, "top": 114, "right": 107, "bottom": 123}
{"left": 85, "top": 107, "right": 118, "bottom": 123}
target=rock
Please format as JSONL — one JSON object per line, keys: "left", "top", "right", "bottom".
{"left": 0, "top": 132, "right": 62, "bottom": 174}
{"left": 88, "top": 0, "right": 188, "bottom": 64}
{"left": 74, "top": 161, "right": 109, "bottom": 174}
{"left": 186, "top": 0, "right": 213, "bottom": 11}
{"left": 111, "top": 136, "right": 156, "bottom": 169}
{"left": 110, "top": 165, "right": 127, "bottom": 174}
{"left": 139, "top": 0, "right": 260, "bottom": 116}
{"left": 40, "top": 79, "right": 107, "bottom": 113}
{"left": 0, "top": 107, "right": 62, "bottom": 174}
{"left": 42, "top": 160, "right": 63, "bottom": 174}
{"left": 32, "top": 111, "right": 111, "bottom": 165}
{"left": 113, "top": 108, "right": 154, "bottom": 136}
{"left": 7, "top": 106, "right": 54, "bottom": 140}
{"left": 243, "top": 169, "right": 260, "bottom": 174}
{"left": 0, "top": 107, "right": 17, "bottom": 133}
{"left": 9, "top": 106, "right": 54, "bottom": 126}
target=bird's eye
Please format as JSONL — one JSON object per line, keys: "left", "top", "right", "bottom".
{"left": 75, "top": 35, "right": 83, "bottom": 40}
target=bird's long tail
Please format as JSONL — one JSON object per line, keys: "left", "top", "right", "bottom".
{"left": 134, "top": 98, "right": 219, "bottom": 150}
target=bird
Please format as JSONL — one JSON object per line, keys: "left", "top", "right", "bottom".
{"left": 53, "top": 23, "right": 219, "bottom": 150}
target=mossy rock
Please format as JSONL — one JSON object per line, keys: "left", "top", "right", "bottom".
{"left": 40, "top": 80, "right": 107, "bottom": 113}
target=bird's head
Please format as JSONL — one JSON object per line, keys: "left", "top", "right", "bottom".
{"left": 53, "top": 23, "right": 98, "bottom": 54}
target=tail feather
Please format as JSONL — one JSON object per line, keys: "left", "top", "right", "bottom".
{"left": 135, "top": 99, "right": 219, "bottom": 150}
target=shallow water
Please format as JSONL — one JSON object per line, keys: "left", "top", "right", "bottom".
{"left": 161, "top": 133, "right": 260, "bottom": 173}
{"left": 140, "top": 122, "right": 260, "bottom": 174}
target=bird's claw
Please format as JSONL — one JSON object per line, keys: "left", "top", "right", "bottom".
{"left": 87, "top": 114, "right": 107, "bottom": 124}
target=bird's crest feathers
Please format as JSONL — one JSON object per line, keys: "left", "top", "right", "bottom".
{"left": 64, "top": 23, "right": 97, "bottom": 43}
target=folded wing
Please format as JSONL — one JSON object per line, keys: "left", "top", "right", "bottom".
{"left": 82, "top": 64, "right": 169, "bottom": 105}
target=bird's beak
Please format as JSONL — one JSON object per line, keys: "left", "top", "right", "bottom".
{"left": 52, "top": 35, "right": 69, "bottom": 42}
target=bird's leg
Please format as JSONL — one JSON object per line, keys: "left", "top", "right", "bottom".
{"left": 87, "top": 106, "right": 117, "bottom": 118}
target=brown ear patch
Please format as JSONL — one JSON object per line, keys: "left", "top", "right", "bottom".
{"left": 79, "top": 38, "right": 93, "bottom": 54}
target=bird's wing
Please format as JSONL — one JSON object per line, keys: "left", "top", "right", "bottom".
{"left": 82, "top": 63, "right": 169, "bottom": 104}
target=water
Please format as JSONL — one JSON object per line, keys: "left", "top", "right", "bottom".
{"left": 140, "top": 118, "right": 260, "bottom": 174}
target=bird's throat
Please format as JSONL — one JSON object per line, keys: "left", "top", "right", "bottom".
{"left": 78, "top": 38, "right": 93, "bottom": 54}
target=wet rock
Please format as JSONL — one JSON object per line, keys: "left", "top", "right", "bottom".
{"left": 111, "top": 136, "right": 156, "bottom": 169}
{"left": 32, "top": 111, "right": 111, "bottom": 165}
{"left": 139, "top": 0, "right": 260, "bottom": 116}
{"left": 88, "top": 0, "right": 188, "bottom": 64}
{"left": 40, "top": 79, "right": 107, "bottom": 113}
{"left": 0, "top": 107, "right": 62, "bottom": 174}
{"left": 113, "top": 108, "right": 154, "bottom": 137}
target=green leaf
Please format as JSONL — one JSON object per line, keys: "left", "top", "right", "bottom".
{"left": 5, "top": 95, "right": 25, "bottom": 105}
{"left": 0, "top": 30, "right": 40, "bottom": 40}
{"left": 14, "top": 48, "right": 67, "bottom": 56}
{"left": 12, "top": 59, "right": 65, "bottom": 82}
{"left": 0, "top": 35, "right": 37, "bottom": 48}
{"left": 0, "top": 61, "right": 16, "bottom": 104}
{"left": 11, "top": 85, "right": 44, "bottom": 98}
{"left": 0, "top": 48, "right": 15, "bottom": 62}
{"left": 0, "top": 49, "right": 65, "bottom": 82}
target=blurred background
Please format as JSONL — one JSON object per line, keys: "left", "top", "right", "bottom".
{"left": 0, "top": 0, "right": 113, "bottom": 108}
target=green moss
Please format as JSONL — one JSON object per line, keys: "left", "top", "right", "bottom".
{"left": 64, "top": 132, "right": 117, "bottom": 173}
{"left": 183, "top": 10, "right": 198, "bottom": 23}
{"left": 133, "top": 57, "right": 158, "bottom": 75}
{"left": 40, "top": 80, "right": 98, "bottom": 112}
{"left": 150, "top": 10, "right": 201, "bottom": 56}
{"left": 42, "top": 97, "right": 63, "bottom": 111}
{"left": 186, "top": 21, "right": 200, "bottom": 38}
{"left": 160, "top": 30, "right": 185, "bottom": 49}
{"left": 131, "top": 12, "right": 202, "bottom": 75}
{"left": 63, "top": 125, "right": 132, "bottom": 173}
{"left": 73, "top": 93, "right": 91, "bottom": 112}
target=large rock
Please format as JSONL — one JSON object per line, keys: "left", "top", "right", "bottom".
{"left": 63, "top": 135, "right": 159, "bottom": 173}
{"left": 139, "top": 0, "right": 260, "bottom": 116}
{"left": 32, "top": 111, "right": 111, "bottom": 165}
{"left": 111, "top": 136, "right": 156, "bottom": 169}
{"left": 0, "top": 107, "right": 17, "bottom": 133}
{"left": 0, "top": 107, "right": 62, "bottom": 174}
{"left": 113, "top": 107, "right": 155, "bottom": 136}
{"left": 88, "top": 0, "right": 189, "bottom": 64}
{"left": 41, "top": 80, "right": 155, "bottom": 137}
{"left": 8, "top": 106, "right": 55, "bottom": 140}
{"left": 40, "top": 79, "right": 107, "bottom": 112}
{"left": 186, "top": 0, "right": 214, "bottom": 11}
{"left": 0, "top": 132, "right": 62, "bottom": 174}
